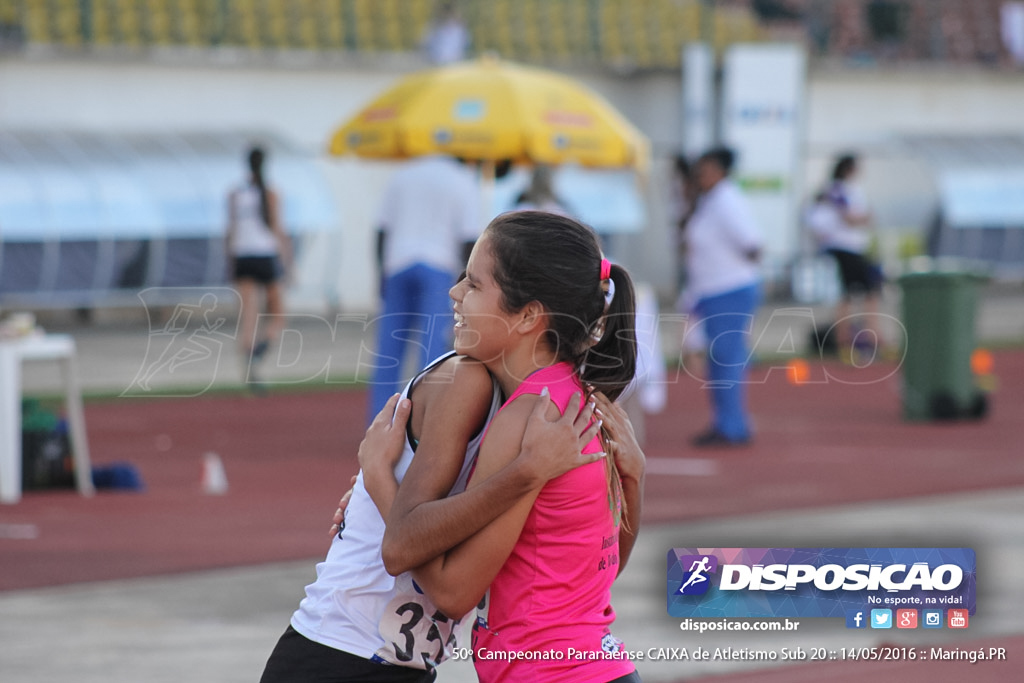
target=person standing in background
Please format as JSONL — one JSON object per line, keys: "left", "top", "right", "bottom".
{"left": 809, "top": 153, "right": 884, "bottom": 358}
{"left": 226, "top": 145, "right": 291, "bottom": 389}
{"left": 369, "top": 155, "right": 480, "bottom": 420}
{"left": 684, "top": 147, "right": 763, "bottom": 447}
{"left": 421, "top": 0, "right": 470, "bottom": 64}
{"left": 513, "top": 165, "right": 572, "bottom": 216}
{"left": 669, "top": 153, "right": 706, "bottom": 378}
{"left": 670, "top": 154, "right": 698, "bottom": 241}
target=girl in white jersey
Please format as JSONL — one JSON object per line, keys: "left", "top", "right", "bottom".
{"left": 260, "top": 351, "right": 605, "bottom": 682}
{"left": 226, "top": 146, "right": 291, "bottom": 379}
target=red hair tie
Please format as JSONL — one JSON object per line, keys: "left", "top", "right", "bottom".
{"left": 599, "top": 258, "right": 612, "bottom": 280}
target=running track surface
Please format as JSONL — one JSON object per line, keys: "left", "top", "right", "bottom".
{"left": 1, "top": 351, "right": 1022, "bottom": 592}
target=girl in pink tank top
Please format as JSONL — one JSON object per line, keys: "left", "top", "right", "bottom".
{"left": 404, "top": 211, "right": 643, "bottom": 682}
{"left": 472, "top": 362, "right": 631, "bottom": 682}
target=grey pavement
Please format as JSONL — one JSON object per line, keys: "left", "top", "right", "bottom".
{"left": 4, "top": 287, "right": 1023, "bottom": 682}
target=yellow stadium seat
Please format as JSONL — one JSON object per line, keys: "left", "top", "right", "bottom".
{"left": 626, "top": 1, "right": 651, "bottom": 67}
{"left": 352, "top": 0, "right": 375, "bottom": 51}
{"left": 23, "top": 1, "right": 50, "bottom": 44}
{"left": 172, "top": 0, "right": 203, "bottom": 46}
{"left": 145, "top": 0, "right": 173, "bottom": 45}
{"left": 263, "top": 0, "right": 289, "bottom": 48}
{"left": 565, "top": 0, "right": 591, "bottom": 59}
{"left": 115, "top": 0, "right": 143, "bottom": 46}
{"left": 288, "top": 0, "right": 319, "bottom": 50}
{"left": 651, "top": 0, "right": 675, "bottom": 66}
{"left": 469, "top": 0, "right": 494, "bottom": 56}
{"left": 317, "top": 0, "right": 345, "bottom": 50}
{"left": 88, "top": 0, "right": 115, "bottom": 46}
{"left": 0, "top": 0, "right": 16, "bottom": 24}
{"left": 226, "top": 0, "right": 261, "bottom": 48}
{"left": 518, "top": 0, "right": 542, "bottom": 63}
{"left": 192, "top": 0, "right": 221, "bottom": 46}
{"left": 679, "top": 0, "right": 702, "bottom": 43}
{"left": 408, "top": 0, "right": 430, "bottom": 49}
{"left": 380, "top": 0, "right": 403, "bottom": 51}
{"left": 713, "top": 4, "right": 762, "bottom": 50}
{"left": 600, "top": 0, "right": 626, "bottom": 64}
{"left": 53, "top": 0, "right": 83, "bottom": 47}
{"left": 492, "top": 0, "right": 514, "bottom": 60}
{"left": 543, "top": 1, "right": 571, "bottom": 62}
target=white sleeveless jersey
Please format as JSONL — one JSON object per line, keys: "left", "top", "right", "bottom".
{"left": 228, "top": 183, "right": 279, "bottom": 257}
{"left": 290, "top": 352, "right": 501, "bottom": 670}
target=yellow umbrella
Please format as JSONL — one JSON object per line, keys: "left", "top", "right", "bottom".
{"left": 328, "top": 57, "right": 649, "bottom": 171}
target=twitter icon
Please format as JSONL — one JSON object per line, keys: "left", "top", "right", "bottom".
{"left": 870, "top": 609, "right": 892, "bottom": 629}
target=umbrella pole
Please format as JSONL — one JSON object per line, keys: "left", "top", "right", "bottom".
{"left": 479, "top": 159, "right": 496, "bottom": 229}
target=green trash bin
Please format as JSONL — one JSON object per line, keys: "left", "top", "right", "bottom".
{"left": 898, "top": 271, "right": 987, "bottom": 421}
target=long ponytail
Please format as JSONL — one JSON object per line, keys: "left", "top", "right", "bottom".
{"left": 248, "top": 146, "right": 271, "bottom": 229}
{"left": 580, "top": 263, "right": 637, "bottom": 401}
{"left": 582, "top": 262, "right": 637, "bottom": 531}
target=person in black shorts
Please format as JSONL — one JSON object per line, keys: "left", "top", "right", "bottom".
{"left": 827, "top": 246, "right": 882, "bottom": 297}
{"left": 232, "top": 254, "right": 281, "bottom": 285}
{"left": 811, "top": 154, "right": 886, "bottom": 357}
{"left": 226, "top": 146, "right": 292, "bottom": 387}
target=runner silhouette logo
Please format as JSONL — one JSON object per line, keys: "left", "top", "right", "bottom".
{"left": 677, "top": 555, "right": 718, "bottom": 595}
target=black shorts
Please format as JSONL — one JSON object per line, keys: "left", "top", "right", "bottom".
{"left": 827, "top": 248, "right": 882, "bottom": 296}
{"left": 233, "top": 255, "right": 281, "bottom": 285}
{"left": 260, "top": 626, "right": 436, "bottom": 683}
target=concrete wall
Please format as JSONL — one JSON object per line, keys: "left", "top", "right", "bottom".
{"left": 3, "top": 52, "right": 1023, "bottom": 311}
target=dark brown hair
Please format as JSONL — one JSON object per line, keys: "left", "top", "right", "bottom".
{"left": 832, "top": 153, "right": 858, "bottom": 181}
{"left": 484, "top": 211, "right": 637, "bottom": 400}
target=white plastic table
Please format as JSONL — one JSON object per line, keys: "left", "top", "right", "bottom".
{"left": 0, "top": 334, "right": 94, "bottom": 504}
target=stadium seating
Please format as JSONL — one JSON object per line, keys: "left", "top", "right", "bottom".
{"left": 2, "top": 0, "right": 1010, "bottom": 69}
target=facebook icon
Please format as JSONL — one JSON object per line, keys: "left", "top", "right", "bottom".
{"left": 845, "top": 609, "right": 867, "bottom": 629}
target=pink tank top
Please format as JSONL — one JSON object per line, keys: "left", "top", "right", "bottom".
{"left": 471, "top": 363, "right": 635, "bottom": 683}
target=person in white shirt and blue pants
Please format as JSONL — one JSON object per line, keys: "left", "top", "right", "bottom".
{"left": 683, "top": 147, "right": 764, "bottom": 447}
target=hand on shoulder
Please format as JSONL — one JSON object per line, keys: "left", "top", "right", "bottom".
{"left": 476, "top": 388, "right": 604, "bottom": 489}
{"left": 590, "top": 390, "right": 645, "bottom": 484}
{"left": 358, "top": 393, "right": 413, "bottom": 477}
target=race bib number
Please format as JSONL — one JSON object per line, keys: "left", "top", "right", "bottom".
{"left": 475, "top": 588, "right": 490, "bottom": 631}
{"left": 376, "top": 586, "right": 459, "bottom": 669}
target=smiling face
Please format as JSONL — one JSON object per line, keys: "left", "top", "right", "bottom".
{"left": 449, "top": 234, "right": 520, "bottom": 365}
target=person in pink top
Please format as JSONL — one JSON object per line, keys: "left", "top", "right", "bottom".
{"left": 362, "top": 210, "right": 644, "bottom": 682}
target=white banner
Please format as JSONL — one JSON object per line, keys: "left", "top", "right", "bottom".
{"left": 721, "top": 43, "right": 807, "bottom": 262}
